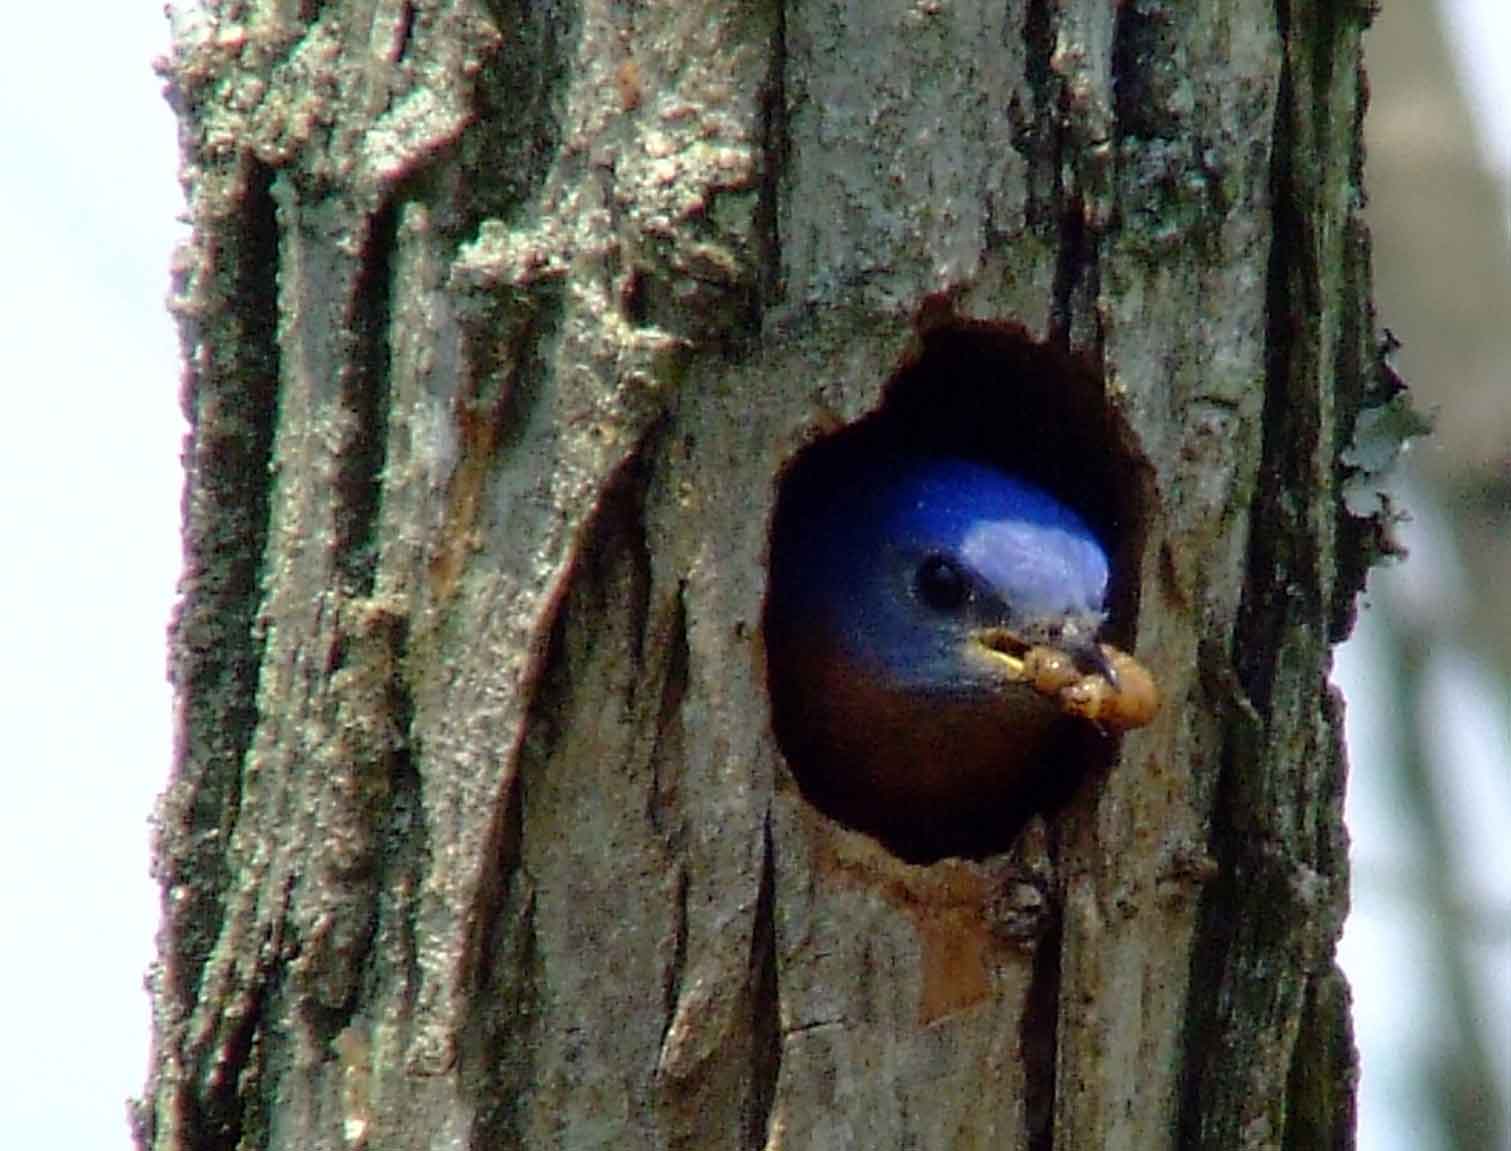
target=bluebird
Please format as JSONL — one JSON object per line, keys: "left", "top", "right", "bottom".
{"left": 765, "top": 454, "right": 1147, "bottom": 860}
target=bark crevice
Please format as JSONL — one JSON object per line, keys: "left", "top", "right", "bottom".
{"left": 742, "top": 816, "right": 781, "bottom": 1151}
{"left": 1022, "top": 901, "right": 1062, "bottom": 1151}
{"left": 756, "top": 0, "right": 789, "bottom": 312}
{"left": 461, "top": 0, "right": 579, "bottom": 226}
{"left": 335, "top": 202, "right": 399, "bottom": 596}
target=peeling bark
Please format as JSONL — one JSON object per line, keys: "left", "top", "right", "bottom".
{"left": 143, "top": 1, "right": 1380, "bottom": 1148}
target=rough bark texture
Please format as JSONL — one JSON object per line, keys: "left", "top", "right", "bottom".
{"left": 143, "top": 1, "right": 1381, "bottom": 1148}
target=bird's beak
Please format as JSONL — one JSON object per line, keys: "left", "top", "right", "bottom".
{"left": 971, "top": 624, "right": 1112, "bottom": 683}
{"left": 972, "top": 625, "right": 1035, "bottom": 679}
{"left": 971, "top": 625, "right": 1159, "bottom": 731}
{"left": 1067, "top": 635, "right": 1119, "bottom": 689}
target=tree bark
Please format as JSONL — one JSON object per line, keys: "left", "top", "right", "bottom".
{"left": 143, "top": 1, "right": 1381, "bottom": 1148}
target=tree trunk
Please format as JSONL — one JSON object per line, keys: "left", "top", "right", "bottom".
{"left": 142, "top": 1, "right": 1381, "bottom": 1148}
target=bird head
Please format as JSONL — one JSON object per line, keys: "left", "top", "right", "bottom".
{"left": 765, "top": 454, "right": 1118, "bottom": 858}
{"left": 773, "top": 457, "right": 1111, "bottom": 701}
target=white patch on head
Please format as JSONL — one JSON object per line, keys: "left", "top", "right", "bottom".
{"left": 961, "top": 519, "right": 1109, "bottom": 620}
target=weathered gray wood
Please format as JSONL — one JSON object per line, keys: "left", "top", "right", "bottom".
{"left": 143, "top": 1, "right": 1377, "bottom": 1148}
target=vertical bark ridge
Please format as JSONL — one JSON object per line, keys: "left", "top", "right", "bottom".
{"left": 160, "top": 156, "right": 282, "bottom": 1015}
{"left": 1177, "top": 1, "right": 1367, "bottom": 1146}
{"left": 149, "top": 156, "right": 283, "bottom": 1151}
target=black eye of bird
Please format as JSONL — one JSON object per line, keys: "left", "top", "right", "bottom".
{"left": 914, "top": 554, "right": 968, "bottom": 612}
